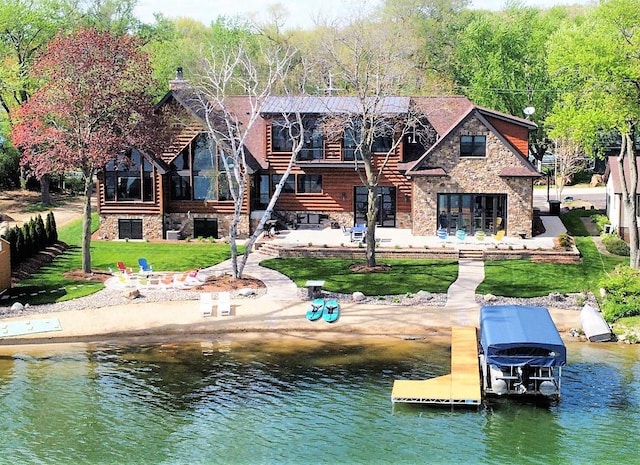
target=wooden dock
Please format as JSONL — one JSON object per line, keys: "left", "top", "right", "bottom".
{"left": 391, "top": 326, "right": 482, "bottom": 406}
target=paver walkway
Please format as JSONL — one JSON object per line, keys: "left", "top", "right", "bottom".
{"left": 444, "top": 259, "right": 485, "bottom": 326}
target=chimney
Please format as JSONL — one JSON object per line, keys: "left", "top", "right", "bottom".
{"left": 169, "top": 67, "right": 186, "bottom": 90}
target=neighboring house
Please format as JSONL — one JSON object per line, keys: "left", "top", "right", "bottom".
{"left": 0, "top": 238, "right": 10, "bottom": 294}
{"left": 604, "top": 155, "right": 640, "bottom": 241}
{"left": 95, "top": 77, "right": 539, "bottom": 241}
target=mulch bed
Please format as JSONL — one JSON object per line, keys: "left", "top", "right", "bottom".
{"left": 349, "top": 263, "right": 392, "bottom": 273}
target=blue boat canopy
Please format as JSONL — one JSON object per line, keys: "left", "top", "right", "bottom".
{"left": 480, "top": 305, "right": 567, "bottom": 367}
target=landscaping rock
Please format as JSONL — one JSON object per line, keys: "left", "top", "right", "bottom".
{"left": 549, "top": 292, "right": 564, "bottom": 301}
{"left": 483, "top": 294, "right": 497, "bottom": 302}
{"left": 10, "top": 302, "right": 24, "bottom": 312}
{"left": 416, "top": 290, "right": 433, "bottom": 300}
{"left": 238, "top": 288, "right": 256, "bottom": 297}
{"left": 123, "top": 289, "right": 140, "bottom": 300}
{"left": 352, "top": 291, "right": 366, "bottom": 302}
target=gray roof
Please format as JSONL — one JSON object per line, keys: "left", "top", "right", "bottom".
{"left": 261, "top": 96, "right": 411, "bottom": 115}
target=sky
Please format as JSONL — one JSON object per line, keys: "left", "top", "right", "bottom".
{"left": 133, "top": 0, "right": 593, "bottom": 30}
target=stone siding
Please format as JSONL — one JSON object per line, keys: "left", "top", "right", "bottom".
{"left": 98, "top": 214, "right": 164, "bottom": 241}
{"left": 99, "top": 213, "right": 247, "bottom": 240}
{"left": 412, "top": 116, "right": 534, "bottom": 237}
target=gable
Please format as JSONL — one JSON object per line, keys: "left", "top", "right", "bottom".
{"left": 155, "top": 91, "right": 267, "bottom": 170}
{"left": 406, "top": 108, "right": 538, "bottom": 177}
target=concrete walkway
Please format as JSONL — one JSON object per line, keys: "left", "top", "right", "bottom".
{"left": 444, "top": 259, "right": 485, "bottom": 326}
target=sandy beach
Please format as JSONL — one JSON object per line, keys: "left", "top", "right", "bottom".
{"left": 0, "top": 293, "right": 584, "bottom": 349}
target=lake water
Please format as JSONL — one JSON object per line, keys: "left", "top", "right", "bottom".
{"left": 0, "top": 337, "right": 638, "bottom": 465}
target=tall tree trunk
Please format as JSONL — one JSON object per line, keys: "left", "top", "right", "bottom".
{"left": 366, "top": 185, "right": 377, "bottom": 267}
{"left": 81, "top": 174, "right": 93, "bottom": 274}
{"left": 40, "top": 173, "right": 51, "bottom": 206}
{"left": 616, "top": 131, "right": 639, "bottom": 269}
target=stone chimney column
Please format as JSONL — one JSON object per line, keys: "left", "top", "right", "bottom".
{"left": 169, "top": 67, "right": 186, "bottom": 90}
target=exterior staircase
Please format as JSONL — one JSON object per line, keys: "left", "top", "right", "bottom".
{"left": 458, "top": 249, "right": 485, "bottom": 260}
{"left": 254, "top": 241, "right": 283, "bottom": 258}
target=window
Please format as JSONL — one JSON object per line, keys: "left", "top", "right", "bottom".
{"left": 193, "top": 134, "right": 216, "bottom": 200}
{"left": 299, "top": 119, "right": 324, "bottom": 161}
{"left": 104, "top": 149, "right": 154, "bottom": 202}
{"left": 272, "top": 174, "right": 295, "bottom": 193}
{"left": 193, "top": 218, "right": 218, "bottom": 239}
{"left": 460, "top": 135, "right": 486, "bottom": 157}
{"left": 170, "top": 151, "right": 191, "bottom": 200}
{"left": 169, "top": 133, "right": 235, "bottom": 201}
{"left": 372, "top": 134, "right": 392, "bottom": 153}
{"left": 343, "top": 125, "right": 362, "bottom": 161}
{"left": 251, "top": 174, "right": 270, "bottom": 209}
{"left": 344, "top": 122, "right": 391, "bottom": 159}
{"left": 271, "top": 122, "right": 293, "bottom": 152}
{"left": 118, "top": 219, "right": 143, "bottom": 239}
{"left": 273, "top": 118, "right": 324, "bottom": 160}
{"left": 297, "top": 174, "right": 322, "bottom": 193}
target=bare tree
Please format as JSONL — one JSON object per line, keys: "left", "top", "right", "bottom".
{"left": 552, "top": 137, "right": 588, "bottom": 202}
{"left": 184, "top": 40, "right": 303, "bottom": 279}
{"left": 311, "top": 15, "right": 427, "bottom": 267}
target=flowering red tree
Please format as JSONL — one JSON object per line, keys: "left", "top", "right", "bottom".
{"left": 11, "top": 28, "right": 163, "bottom": 273}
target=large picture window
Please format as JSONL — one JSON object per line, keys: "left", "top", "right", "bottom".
{"left": 104, "top": 149, "right": 154, "bottom": 202}
{"left": 437, "top": 193, "right": 506, "bottom": 235}
{"left": 460, "top": 135, "right": 486, "bottom": 157}
{"left": 169, "top": 133, "right": 234, "bottom": 201}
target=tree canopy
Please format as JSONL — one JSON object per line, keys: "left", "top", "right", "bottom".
{"left": 11, "top": 27, "right": 163, "bottom": 272}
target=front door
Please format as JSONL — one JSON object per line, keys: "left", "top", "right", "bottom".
{"left": 354, "top": 186, "right": 396, "bottom": 227}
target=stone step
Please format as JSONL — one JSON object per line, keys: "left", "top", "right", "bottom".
{"left": 458, "top": 249, "right": 485, "bottom": 260}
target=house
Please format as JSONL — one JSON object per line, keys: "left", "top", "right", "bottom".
{"left": 95, "top": 77, "right": 539, "bottom": 242}
{"left": 604, "top": 155, "right": 640, "bottom": 241}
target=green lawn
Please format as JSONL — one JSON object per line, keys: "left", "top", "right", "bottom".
{"left": 6, "top": 214, "right": 238, "bottom": 305}
{"left": 6, "top": 207, "right": 629, "bottom": 306}
{"left": 260, "top": 258, "right": 459, "bottom": 295}
{"left": 263, "top": 209, "right": 626, "bottom": 299}
{"left": 478, "top": 237, "right": 625, "bottom": 297}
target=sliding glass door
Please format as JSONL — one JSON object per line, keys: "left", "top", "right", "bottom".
{"left": 437, "top": 194, "right": 506, "bottom": 235}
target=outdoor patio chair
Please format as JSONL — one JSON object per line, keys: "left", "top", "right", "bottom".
{"left": 493, "top": 230, "right": 505, "bottom": 243}
{"left": 200, "top": 292, "right": 213, "bottom": 317}
{"left": 138, "top": 258, "right": 152, "bottom": 274}
{"left": 160, "top": 274, "right": 174, "bottom": 288}
{"left": 455, "top": 229, "right": 467, "bottom": 243}
{"left": 217, "top": 291, "right": 231, "bottom": 316}
{"left": 116, "top": 262, "right": 130, "bottom": 274}
{"left": 475, "top": 231, "right": 486, "bottom": 242}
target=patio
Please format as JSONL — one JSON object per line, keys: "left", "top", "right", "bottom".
{"left": 264, "top": 216, "right": 566, "bottom": 252}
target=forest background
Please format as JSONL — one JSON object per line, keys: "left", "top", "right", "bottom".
{"left": 0, "top": 0, "right": 623, "bottom": 190}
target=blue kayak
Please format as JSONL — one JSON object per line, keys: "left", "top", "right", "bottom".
{"left": 322, "top": 299, "right": 340, "bottom": 323}
{"left": 306, "top": 298, "right": 325, "bottom": 321}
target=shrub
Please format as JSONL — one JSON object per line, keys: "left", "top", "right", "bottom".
{"left": 590, "top": 213, "right": 610, "bottom": 233}
{"left": 600, "top": 265, "right": 640, "bottom": 322}
{"left": 601, "top": 233, "right": 630, "bottom": 256}
{"left": 556, "top": 233, "right": 573, "bottom": 249}
{"left": 45, "top": 211, "right": 58, "bottom": 244}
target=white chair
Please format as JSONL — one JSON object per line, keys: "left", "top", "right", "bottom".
{"left": 217, "top": 291, "right": 231, "bottom": 316}
{"left": 200, "top": 292, "right": 213, "bottom": 317}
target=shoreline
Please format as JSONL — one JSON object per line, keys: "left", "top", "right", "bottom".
{"left": 0, "top": 294, "right": 585, "bottom": 349}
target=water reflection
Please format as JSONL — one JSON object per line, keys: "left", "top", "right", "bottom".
{"left": 0, "top": 339, "right": 636, "bottom": 464}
